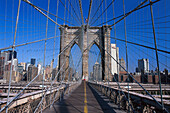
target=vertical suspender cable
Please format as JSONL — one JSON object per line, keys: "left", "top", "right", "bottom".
{"left": 67, "top": 0, "right": 69, "bottom": 25}
{"left": 42, "top": 0, "right": 50, "bottom": 112}
{"left": 105, "top": 0, "right": 109, "bottom": 86}
{"left": 123, "top": 0, "right": 130, "bottom": 112}
{"left": 78, "top": 0, "right": 84, "bottom": 25}
{"left": 64, "top": 0, "right": 66, "bottom": 25}
{"left": 53, "top": 0, "right": 59, "bottom": 64}
{"left": 50, "top": 0, "right": 59, "bottom": 108}
{"left": 87, "top": 0, "right": 93, "bottom": 25}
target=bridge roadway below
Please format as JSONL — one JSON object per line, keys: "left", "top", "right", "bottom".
{"left": 44, "top": 81, "right": 126, "bottom": 113}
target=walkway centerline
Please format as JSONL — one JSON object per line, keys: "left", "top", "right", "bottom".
{"left": 84, "top": 81, "right": 88, "bottom": 113}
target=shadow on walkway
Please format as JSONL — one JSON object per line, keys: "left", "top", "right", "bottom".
{"left": 88, "top": 83, "right": 117, "bottom": 113}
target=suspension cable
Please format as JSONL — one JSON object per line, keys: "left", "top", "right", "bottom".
{"left": 90, "top": 0, "right": 115, "bottom": 26}
{"left": 87, "top": 0, "right": 93, "bottom": 25}
{"left": 89, "top": 0, "right": 104, "bottom": 24}
{"left": 110, "top": 36, "right": 170, "bottom": 54}
{"left": 22, "top": 0, "right": 63, "bottom": 28}
{"left": 95, "top": 40, "right": 169, "bottom": 112}
{"left": 78, "top": 0, "right": 84, "bottom": 25}
{"left": 68, "top": 0, "right": 82, "bottom": 24}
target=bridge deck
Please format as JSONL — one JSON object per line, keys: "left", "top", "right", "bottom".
{"left": 44, "top": 81, "right": 125, "bottom": 113}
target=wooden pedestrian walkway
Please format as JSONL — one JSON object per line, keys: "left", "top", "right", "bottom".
{"left": 44, "top": 81, "right": 126, "bottom": 113}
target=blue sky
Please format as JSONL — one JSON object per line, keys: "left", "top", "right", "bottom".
{"left": 0, "top": 0, "right": 169, "bottom": 73}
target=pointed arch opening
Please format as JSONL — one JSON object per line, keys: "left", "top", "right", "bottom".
{"left": 88, "top": 43, "right": 102, "bottom": 82}
{"left": 69, "top": 43, "right": 82, "bottom": 81}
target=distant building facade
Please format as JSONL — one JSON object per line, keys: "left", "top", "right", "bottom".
{"left": 93, "top": 62, "right": 102, "bottom": 81}
{"left": 8, "top": 50, "right": 17, "bottom": 60}
{"left": 0, "top": 57, "right": 5, "bottom": 78}
{"left": 4, "top": 70, "right": 22, "bottom": 82}
{"left": 20, "top": 62, "right": 26, "bottom": 71}
{"left": 138, "top": 58, "right": 149, "bottom": 73}
{"left": 31, "top": 58, "right": 36, "bottom": 65}
{"left": 45, "top": 65, "right": 51, "bottom": 80}
{"left": 17, "top": 65, "right": 24, "bottom": 73}
{"left": 0, "top": 51, "right": 17, "bottom": 79}
{"left": 26, "top": 62, "right": 31, "bottom": 71}
{"left": 89, "top": 72, "right": 94, "bottom": 81}
{"left": 28, "top": 65, "right": 38, "bottom": 81}
{"left": 111, "top": 44, "right": 119, "bottom": 75}
{"left": 119, "top": 57, "right": 126, "bottom": 72}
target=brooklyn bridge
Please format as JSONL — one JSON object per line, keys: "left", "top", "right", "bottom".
{"left": 0, "top": 0, "right": 170, "bottom": 113}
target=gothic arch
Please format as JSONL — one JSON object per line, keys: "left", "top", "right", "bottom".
{"left": 59, "top": 25, "right": 112, "bottom": 81}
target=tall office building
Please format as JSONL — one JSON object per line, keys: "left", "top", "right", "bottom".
{"left": 8, "top": 50, "right": 17, "bottom": 60}
{"left": 119, "top": 57, "right": 126, "bottom": 72}
{"left": 0, "top": 50, "right": 18, "bottom": 73}
{"left": 90, "top": 72, "right": 94, "bottom": 81}
{"left": 138, "top": 58, "right": 149, "bottom": 73}
{"left": 31, "top": 58, "right": 36, "bottom": 65}
{"left": 28, "top": 65, "right": 38, "bottom": 81}
{"left": 0, "top": 50, "right": 17, "bottom": 61}
{"left": 111, "top": 44, "right": 119, "bottom": 75}
{"left": 37, "top": 64, "right": 42, "bottom": 75}
{"left": 5, "top": 59, "right": 18, "bottom": 71}
{"left": 26, "top": 62, "right": 31, "bottom": 71}
{"left": 93, "top": 62, "right": 102, "bottom": 81}
{"left": 0, "top": 57, "right": 5, "bottom": 78}
{"left": 1, "top": 51, "right": 10, "bottom": 65}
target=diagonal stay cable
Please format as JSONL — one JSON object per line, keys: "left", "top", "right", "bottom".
{"left": 26, "top": 2, "right": 76, "bottom": 26}
{"left": 50, "top": 41, "right": 85, "bottom": 105}
{"left": 22, "top": 0, "right": 76, "bottom": 26}
{"left": 87, "top": 38, "right": 135, "bottom": 112}
{"left": 92, "top": 48, "right": 135, "bottom": 112}
{"left": 0, "top": 31, "right": 82, "bottom": 112}
{"left": 78, "top": 0, "right": 84, "bottom": 25}
{"left": 109, "top": 0, "right": 159, "bottom": 27}
{"left": 96, "top": 0, "right": 160, "bottom": 26}
{"left": 110, "top": 36, "right": 170, "bottom": 54}
{"left": 50, "top": 49, "right": 83, "bottom": 106}
{"left": 0, "top": 36, "right": 60, "bottom": 51}
{"left": 34, "top": 44, "right": 81, "bottom": 112}
{"left": 6, "top": 0, "right": 21, "bottom": 112}
{"left": 95, "top": 40, "right": 169, "bottom": 113}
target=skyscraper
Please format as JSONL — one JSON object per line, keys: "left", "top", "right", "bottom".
{"left": 0, "top": 57, "right": 5, "bottom": 78}
{"left": 1, "top": 51, "right": 10, "bottom": 64}
{"left": 0, "top": 50, "right": 17, "bottom": 68}
{"left": 37, "top": 64, "right": 42, "bottom": 75}
{"left": 28, "top": 65, "right": 38, "bottom": 81}
{"left": 8, "top": 50, "right": 17, "bottom": 60}
{"left": 93, "top": 62, "right": 102, "bottom": 81}
{"left": 119, "top": 57, "right": 126, "bottom": 72}
{"left": 138, "top": 58, "right": 149, "bottom": 73}
{"left": 111, "top": 44, "right": 119, "bottom": 75}
{"left": 31, "top": 58, "right": 36, "bottom": 65}
{"left": 26, "top": 62, "right": 31, "bottom": 71}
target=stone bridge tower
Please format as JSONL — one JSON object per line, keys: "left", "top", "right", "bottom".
{"left": 59, "top": 25, "right": 112, "bottom": 81}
